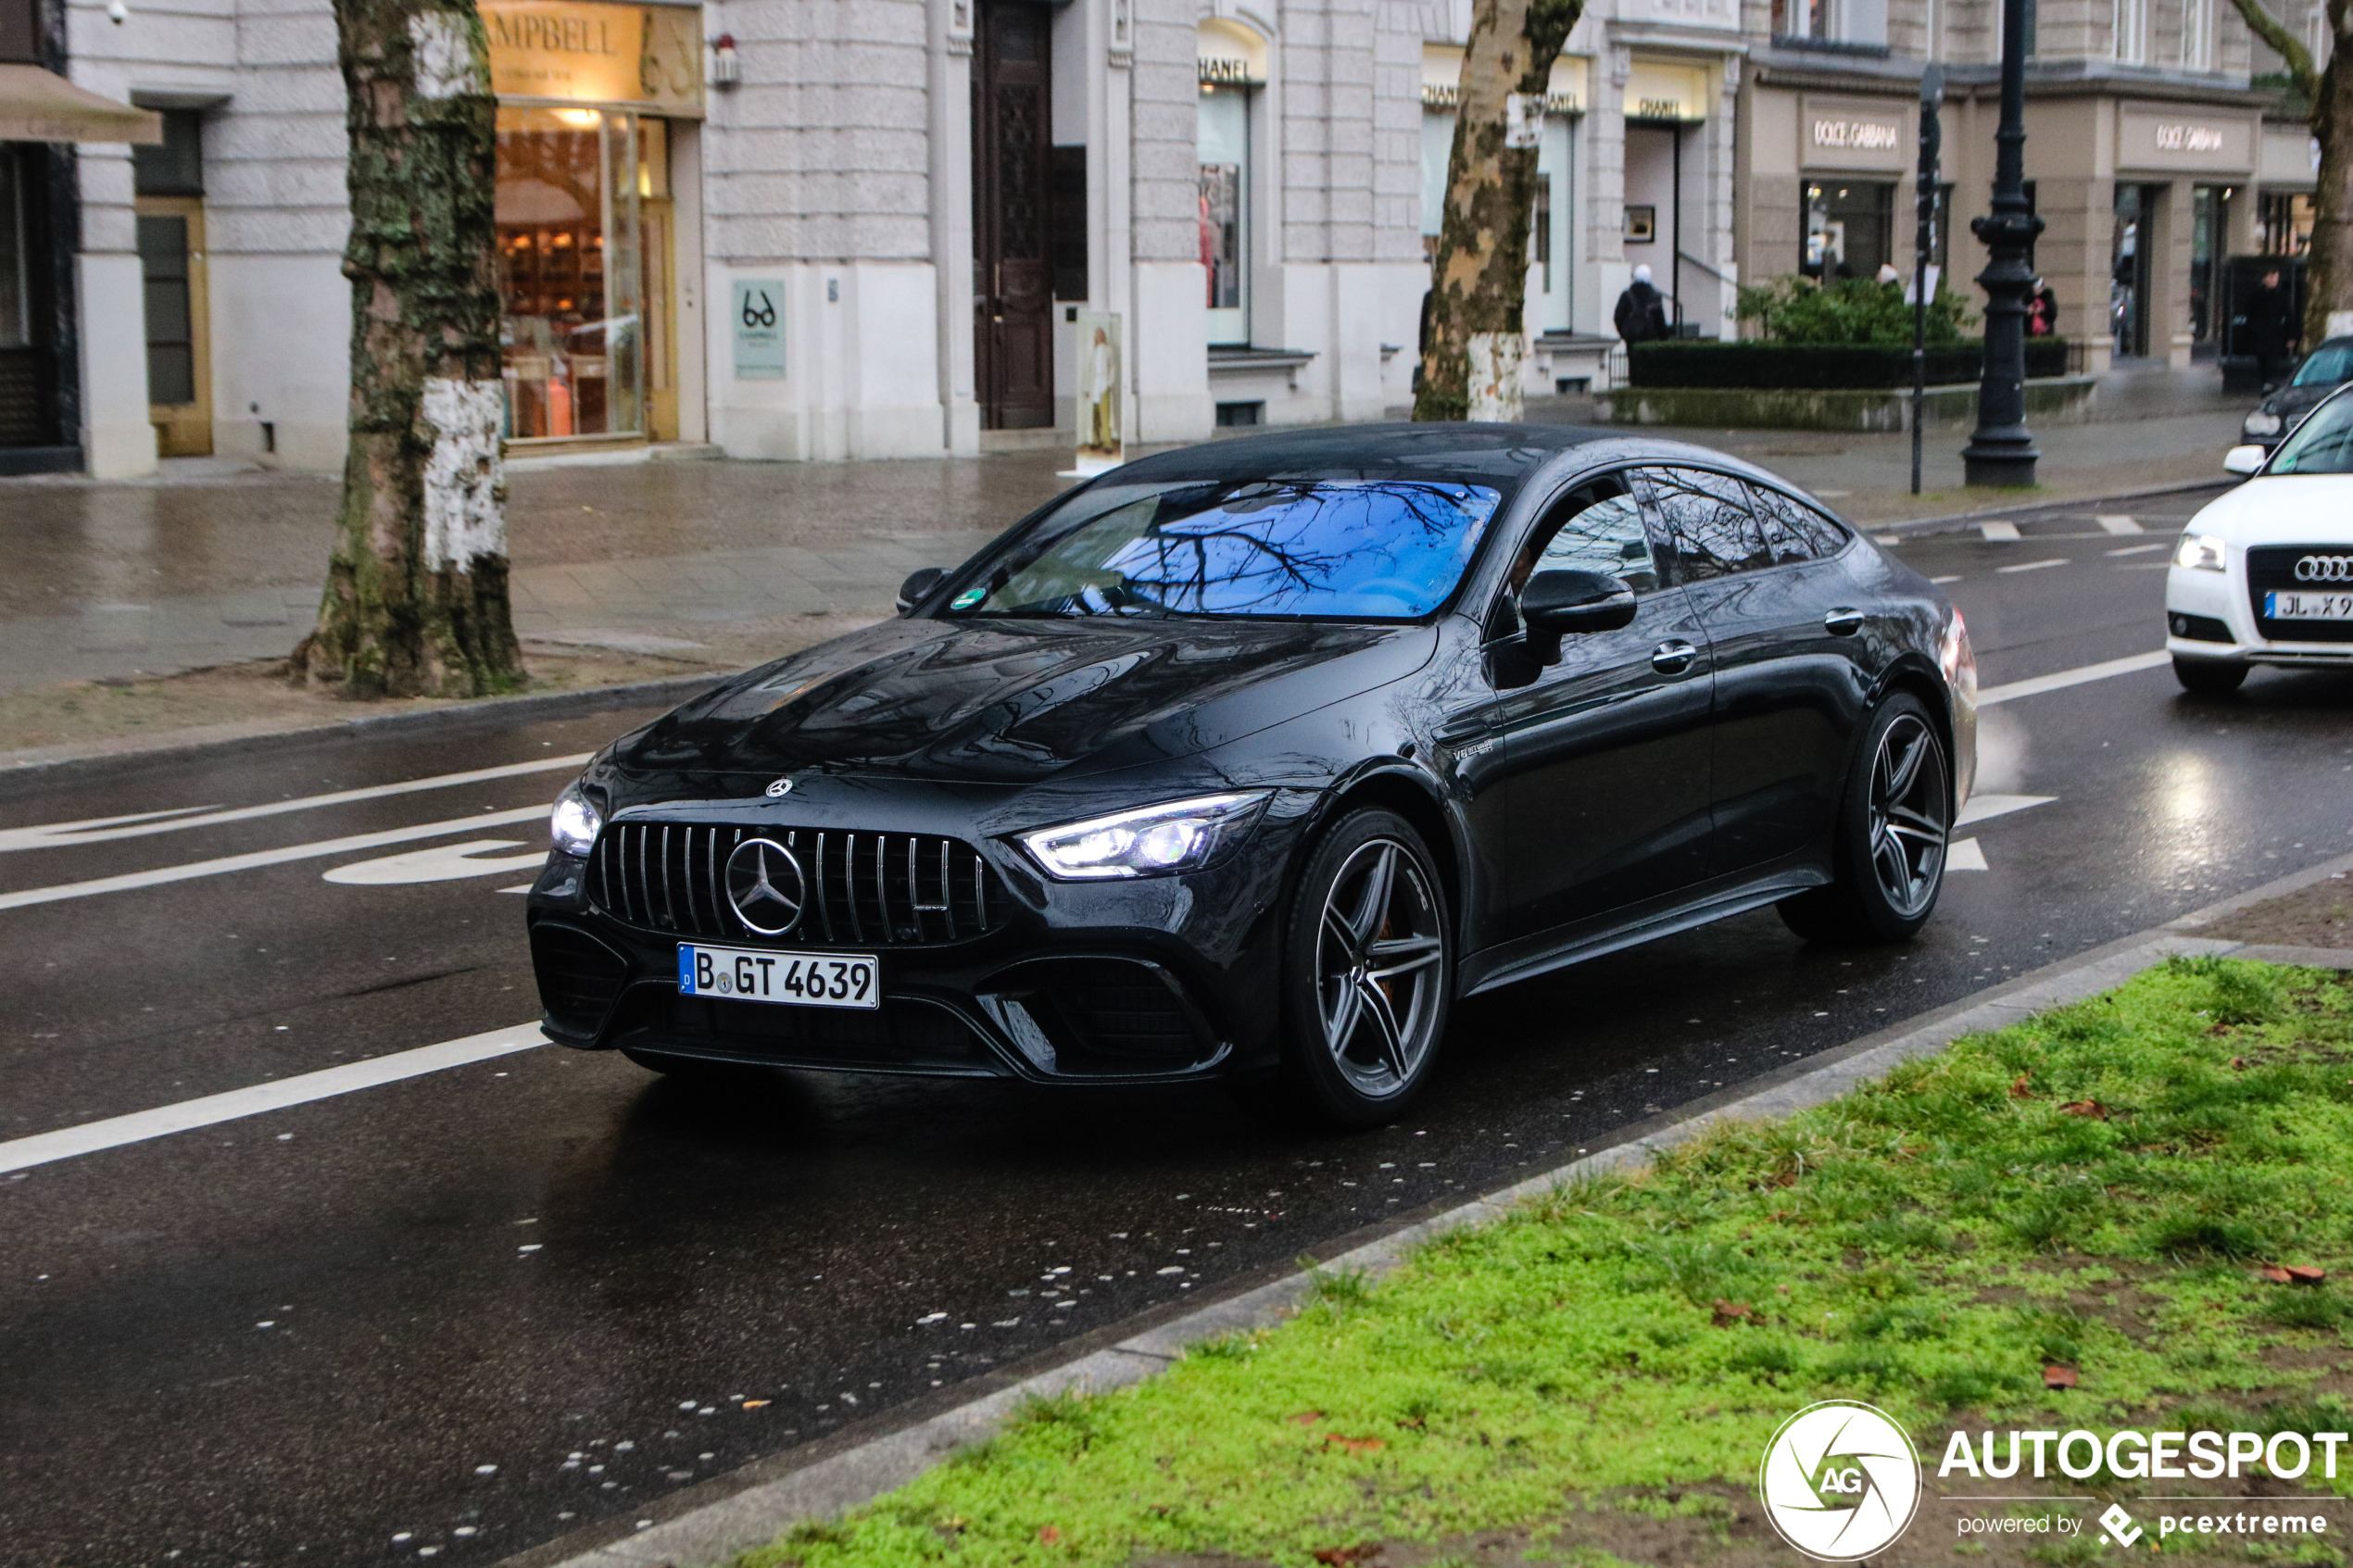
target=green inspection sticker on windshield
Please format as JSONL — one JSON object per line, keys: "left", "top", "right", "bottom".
{"left": 951, "top": 587, "right": 987, "bottom": 609}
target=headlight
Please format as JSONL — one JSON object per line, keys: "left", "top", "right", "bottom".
{"left": 1018, "top": 791, "right": 1271, "bottom": 880}
{"left": 549, "top": 781, "right": 602, "bottom": 857}
{"left": 2173, "top": 533, "right": 2228, "bottom": 572}
{"left": 2243, "top": 408, "right": 2284, "bottom": 438}
{"left": 1938, "top": 608, "right": 1976, "bottom": 700}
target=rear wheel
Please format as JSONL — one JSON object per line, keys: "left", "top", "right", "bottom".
{"left": 2172, "top": 655, "right": 2248, "bottom": 696}
{"left": 1778, "top": 693, "right": 1951, "bottom": 945}
{"left": 1279, "top": 809, "right": 1452, "bottom": 1128}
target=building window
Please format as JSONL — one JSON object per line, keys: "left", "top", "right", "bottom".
{"left": 2114, "top": 0, "right": 2147, "bottom": 63}
{"left": 0, "top": 0, "right": 37, "bottom": 63}
{"left": 496, "top": 107, "right": 646, "bottom": 441}
{"left": 2182, "top": 0, "right": 2212, "bottom": 68}
{"left": 1198, "top": 82, "right": 1250, "bottom": 346}
{"left": 1805, "top": 182, "right": 1894, "bottom": 280}
{"left": 2259, "top": 189, "right": 2315, "bottom": 255}
{"left": 1772, "top": 0, "right": 1887, "bottom": 45}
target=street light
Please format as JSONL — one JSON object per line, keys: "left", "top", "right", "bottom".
{"left": 1962, "top": 0, "right": 2045, "bottom": 487}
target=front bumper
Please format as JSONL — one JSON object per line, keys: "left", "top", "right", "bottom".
{"left": 2165, "top": 561, "right": 2353, "bottom": 670}
{"left": 522, "top": 802, "right": 1314, "bottom": 1084}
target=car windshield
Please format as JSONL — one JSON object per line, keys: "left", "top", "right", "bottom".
{"left": 2292, "top": 343, "right": 2353, "bottom": 387}
{"left": 945, "top": 479, "right": 1503, "bottom": 620}
{"left": 2266, "top": 393, "right": 2353, "bottom": 474}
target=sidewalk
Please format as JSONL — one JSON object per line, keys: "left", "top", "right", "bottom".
{"left": 0, "top": 364, "right": 2246, "bottom": 763}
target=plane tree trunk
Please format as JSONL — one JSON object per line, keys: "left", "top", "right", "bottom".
{"left": 1413, "top": 0, "right": 1583, "bottom": 422}
{"left": 295, "top": 0, "right": 522, "bottom": 698}
{"left": 2226, "top": 0, "right": 2353, "bottom": 347}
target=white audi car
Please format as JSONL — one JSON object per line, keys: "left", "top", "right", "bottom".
{"left": 2168, "top": 383, "right": 2353, "bottom": 694}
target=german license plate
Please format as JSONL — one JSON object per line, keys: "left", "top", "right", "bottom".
{"left": 676, "top": 944, "right": 879, "bottom": 1010}
{"left": 2265, "top": 590, "right": 2353, "bottom": 621}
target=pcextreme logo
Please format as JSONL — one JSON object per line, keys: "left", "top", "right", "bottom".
{"left": 1759, "top": 1400, "right": 1924, "bottom": 1561}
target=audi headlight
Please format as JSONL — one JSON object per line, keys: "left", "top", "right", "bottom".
{"left": 549, "top": 781, "right": 602, "bottom": 858}
{"left": 2173, "top": 533, "right": 2228, "bottom": 572}
{"left": 2244, "top": 408, "right": 2284, "bottom": 438}
{"left": 1018, "top": 791, "right": 1271, "bottom": 880}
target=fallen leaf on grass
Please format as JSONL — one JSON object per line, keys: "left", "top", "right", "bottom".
{"left": 1394, "top": 1416, "right": 1427, "bottom": 1430}
{"left": 2288, "top": 1264, "right": 2329, "bottom": 1285}
{"left": 2261, "top": 1265, "right": 2295, "bottom": 1284}
{"left": 1322, "top": 1434, "right": 1386, "bottom": 1455}
{"left": 2231, "top": 1056, "right": 2247, "bottom": 1070}
{"left": 2010, "top": 1074, "right": 2036, "bottom": 1099}
{"left": 1289, "top": 1411, "right": 1324, "bottom": 1426}
{"left": 2058, "top": 1100, "right": 2108, "bottom": 1120}
{"left": 1712, "top": 1298, "right": 1755, "bottom": 1326}
{"left": 1038, "top": 1524, "right": 1062, "bottom": 1544}
{"left": 2045, "top": 1363, "right": 2079, "bottom": 1389}
{"left": 1312, "top": 1549, "right": 1379, "bottom": 1566}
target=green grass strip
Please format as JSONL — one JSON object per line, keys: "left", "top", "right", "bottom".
{"left": 738, "top": 958, "right": 2353, "bottom": 1567}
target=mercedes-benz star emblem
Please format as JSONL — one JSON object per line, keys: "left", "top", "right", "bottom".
{"left": 724, "top": 838, "right": 806, "bottom": 935}
{"left": 765, "top": 777, "right": 794, "bottom": 797}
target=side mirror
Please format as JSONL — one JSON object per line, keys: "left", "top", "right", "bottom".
{"left": 2223, "top": 444, "right": 2267, "bottom": 476}
{"left": 1521, "top": 569, "right": 1638, "bottom": 635}
{"left": 897, "top": 566, "right": 950, "bottom": 612}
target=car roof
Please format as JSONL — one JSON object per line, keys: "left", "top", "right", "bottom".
{"left": 1108, "top": 421, "right": 1619, "bottom": 490}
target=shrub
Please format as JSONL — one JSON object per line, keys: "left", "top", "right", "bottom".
{"left": 1735, "top": 273, "right": 1975, "bottom": 348}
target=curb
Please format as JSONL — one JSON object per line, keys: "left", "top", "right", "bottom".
{"left": 0, "top": 673, "right": 725, "bottom": 801}
{"left": 1860, "top": 476, "right": 2229, "bottom": 538}
{"left": 501, "top": 845, "right": 2353, "bottom": 1568}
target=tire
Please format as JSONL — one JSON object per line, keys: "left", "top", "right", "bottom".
{"left": 1277, "top": 809, "right": 1453, "bottom": 1129}
{"left": 1777, "top": 693, "right": 1952, "bottom": 946}
{"left": 2172, "top": 655, "right": 2248, "bottom": 696}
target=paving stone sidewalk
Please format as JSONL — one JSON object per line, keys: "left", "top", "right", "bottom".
{"left": 0, "top": 366, "right": 2247, "bottom": 697}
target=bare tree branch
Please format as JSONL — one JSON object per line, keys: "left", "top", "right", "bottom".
{"left": 2229, "top": 0, "right": 2319, "bottom": 107}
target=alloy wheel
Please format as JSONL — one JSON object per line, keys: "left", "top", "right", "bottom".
{"left": 1868, "top": 711, "right": 1949, "bottom": 920}
{"left": 1315, "top": 837, "right": 1446, "bottom": 1099}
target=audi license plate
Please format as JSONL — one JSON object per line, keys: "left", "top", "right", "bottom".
{"left": 2265, "top": 590, "right": 2353, "bottom": 621}
{"left": 677, "top": 944, "right": 879, "bottom": 1010}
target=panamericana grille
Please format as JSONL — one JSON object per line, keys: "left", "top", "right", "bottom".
{"left": 587, "top": 822, "right": 1006, "bottom": 946}
{"left": 2247, "top": 545, "right": 2353, "bottom": 644}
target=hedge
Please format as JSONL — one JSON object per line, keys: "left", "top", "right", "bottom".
{"left": 1627, "top": 338, "right": 2070, "bottom": 390}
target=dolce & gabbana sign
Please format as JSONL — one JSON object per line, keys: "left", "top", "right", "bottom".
{"left": 2119, "top": 107, "right": 2248, "bottom": 170}
{"left": 1802, "top": 96, "right": 1908, "bottom": 170}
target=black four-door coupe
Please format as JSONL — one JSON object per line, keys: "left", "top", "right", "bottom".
{"left": 526, "top": 424, "right": 1977, "bottom": 1125}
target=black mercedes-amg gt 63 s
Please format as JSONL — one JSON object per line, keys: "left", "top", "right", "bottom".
{"left": 526, "top": 423, "right": 1976, "bottom": 1125}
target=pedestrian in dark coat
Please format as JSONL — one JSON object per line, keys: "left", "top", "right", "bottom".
{"left": 2246, "top": 269, "right": 2295, "bottom": 391}
{"left": 1614, "top": 265, "right": 1670, "bottom": 348}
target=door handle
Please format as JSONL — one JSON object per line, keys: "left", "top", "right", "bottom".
{"left": 1824, "top": 607, "right": 1866, "bottom": 636}
{"left": 1651, "top": 639, "right": 1699, "bottom": 675}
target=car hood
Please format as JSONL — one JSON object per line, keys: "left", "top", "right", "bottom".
{"left": 609, "top": 614, "right": 1439, "bottom": 785}
{"left": 2191, "top": 475, "right": 2353, "bottom": 545}
{"left": 2263, "top": 381, "right": 2340, "bottom": 422}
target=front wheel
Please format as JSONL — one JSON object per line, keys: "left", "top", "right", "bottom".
{"left": 1778, "top": 693, "right": 1952, "bottom": 945}
{"left": 1279, "top": 809, "right": 1453, "bottom": 1128}
{"left": 2172, "top": 655, "right": 2248, "bottom": 696}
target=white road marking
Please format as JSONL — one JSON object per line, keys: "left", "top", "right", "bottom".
{"left": 0, "top": 805, "right": 549, "bottom": 913}
{"left": 1956, "top": 793, "right": 2055, "bottom": 826}
{"left": 1946, "top": 837, "right": 1989, "bottom": 872}
{"left": 497, "top": 884, "right": 535, "bottom": 895}
{"left": 321, "top": 839, "right": 550, "bottom": 885}
{"left": 1995, "top": 558, "right": 2070, "bottom": 574}
{"left": 2107, "top": 542, "right": 2169, "bottom": 557}
{"left": 1978, "top": 521, "right": 2022, "bottom": 541}
{"left": 2095, "top": 514, "right": 2144, "bottom": 534}
{"left": 1931, "top": 574, "right": 1963, "bottom": 584}
{"left": 1978, "top": 649, "right": 2171, "bottom": 706}
{"left": 0, "top": 753, "right": 590, "bottom": 853}
{"left": 0, "top": 1023, "right": 543, "bottom": 1174}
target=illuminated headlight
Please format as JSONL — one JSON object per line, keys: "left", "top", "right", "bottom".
{"left": 2173, "top": 533, "right": 2228, "bottom": 572}
{"left": 1019, "top": 791, "right": 1271, "bottom": 880}
{"left": 2243, "top": 408, "right": 2283, "bottom": 438}
{"left": 549, "top": 781, "right": 602, "bottom": 857}
{"left": 1938, "top": 608, "right": 1977, "bottom": 700}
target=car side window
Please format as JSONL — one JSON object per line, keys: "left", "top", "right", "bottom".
{"left": 1529, "top": 490, "right": 1662, "bottom": 593}
{"left": 1636, "top": 466, "right": 1770, "bottom": 583}
{"left": 1743, "top": 483, "right": 1851, "bottom": 564}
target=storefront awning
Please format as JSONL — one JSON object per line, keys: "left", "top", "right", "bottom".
{"left": 0, "top": 65, "right": 163, "bottom": 144}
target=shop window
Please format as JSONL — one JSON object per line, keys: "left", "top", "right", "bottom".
{"left": 0, "top": 148, "right": 29, "bottom": 354}
{"left": 2259, "top": 190, "right": 2315, "bottom": 255}
{"left": 0, "top": 0, "right": 38, "bottom": 64}
{"left": 496, "top": 106, "right": 644, "bottom": 441}
{"left": 1804, "top": 182, "right": 1894, "bottom": 281}
{"left": 1198, "top": 82, "right": 1250, "bottom": 346}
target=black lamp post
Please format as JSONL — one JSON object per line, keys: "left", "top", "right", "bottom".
{"left": 1961, "top": 0, "right": 2046, "bottom": 487}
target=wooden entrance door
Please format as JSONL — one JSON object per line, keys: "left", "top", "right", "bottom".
{"left": 972, "top": 0, "right": 1054, "bottom": 430}
{"left": 136, "top": 196, "right": 211, "bottom": 457}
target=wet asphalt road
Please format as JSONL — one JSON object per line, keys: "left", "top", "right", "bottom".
{"left": 7, "top": 482, "right": 2353, "bottom": 1568}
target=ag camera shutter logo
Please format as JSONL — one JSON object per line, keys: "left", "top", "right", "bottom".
{"left": 1759, "top": 1400, "right": 1922, "bottom": 1561}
